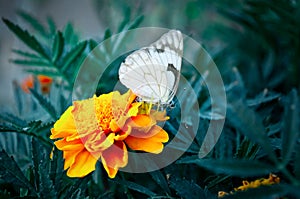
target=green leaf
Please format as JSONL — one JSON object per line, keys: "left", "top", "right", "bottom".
{"left": 31, "top": 138, "right": 56, "bottom": 198}
{"left": 103, "top": 29, "right": 112, "bottom": 54}
{"left": 2, "top": 18, "right": 48, "bottom": 58}
{"left": 52, "top": 31, "right": 64, "bottom": 62}
{"left": 0, "top": 149, "right": 37, "bottom": 195}
{"left": 150, "top": 171, "right": 171, "bottom": 194}
{"left": 29, "top": 89, "right": 57, "bottom": 120}
{"left": 227, "top": 99, "right": 276, "bottom": 161}
{"left": 294, "top": 143, "right": 300, "bottom": 180}
{"left": 17, "top": 11, "right": 48, "bottom": 37}
{"left": 177, "top": 157, "right": 274, "bottom": 177}
{"left": 117, "top": 7, "right": 131, "bottom": 32}
{"left": 11, "top": 59, "right": 52, "bottom": 67}
{"left": 47, "top": 17, "right": 56, "bottom": 35}
{"left": 25, "top": 68, "right": 60, "bottom": 77}
{"left": 61, "top": 41, "right": 87, "bottom": 72}
{"left": 61, "top": 177, "right": 89, "bottom": 199}
{"left": 12, "top": 49, "right": 40, "bottom": 59}
{"left": 281, "top": 89, "right": 299, "bottom": 165}
{"left": 35, "top": 121, "right": 54, "bottom": 134}
{"left": 0, "top": 112, "right": 26, "bottom": 127}
{"left": 127, "top": 15, "right": 144, "bottom": 30}
{"left": 12, "top": 80, "right": 23, "bottom": 115}
{"left": 169, "top": 176, "right": 206, "bottom": 199}
{"left": 235, "top": 138, "right": 259, "bottom": 160}
{"left": 63, "top": 23, "right": 79, "bottom": 45}
{"left": 247, "top": 90, "right": 281, "bottom": 107}
{"left": 110, "top": 178, "right": 156, "bottom": 197}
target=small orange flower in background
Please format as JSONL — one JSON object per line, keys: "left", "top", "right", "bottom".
{"left": 50, "top": 90, "right": 169, "bottom": 178}
{"left": 21, "top": 75, "right": 53, "bottom": 94}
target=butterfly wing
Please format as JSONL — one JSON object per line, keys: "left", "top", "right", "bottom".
{"left": 119, "top": 30, "right": 183, "bottom": 104}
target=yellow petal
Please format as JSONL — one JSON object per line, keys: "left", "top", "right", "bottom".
{"left": 101, "top": 141, "right": 128, "bottom": 178}
{"left": 50, "top": 106, "right": 76, "bottom": 139}
{"left": 73, "top": 99, "right": 101, "bottom": 138}
{"left": 67, "top": 150, "right": 98, "bottom": 177}
{"left": 125, "top": 126, "right": 169, "bottom": 154}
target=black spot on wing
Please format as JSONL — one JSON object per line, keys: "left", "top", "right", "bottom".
{"left": 167, "top": 63, "right": 178, "bottom": 73}
{"left": 156, "top": 49, "right": 165, "bottom": 53}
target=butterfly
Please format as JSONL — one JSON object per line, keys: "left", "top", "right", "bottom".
{"left": 118, "top": 30, "right": 183, "bottom": 106}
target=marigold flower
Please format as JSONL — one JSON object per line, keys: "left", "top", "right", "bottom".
{"left": 50, "top": 90, "right": 169, "bottom": 178}
{"left": 21, "top": 75, "right": 53, "bottom": 94}
{"left": 218, "top": 173, "right": 280, "bottom": 198}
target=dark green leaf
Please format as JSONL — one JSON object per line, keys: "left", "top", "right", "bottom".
{"left": 169, "top": 176, "right": 206, "bottom": 199}
{"left": 0, "top": 123, "right": 20, "bottom": 132}
{"left": 235, "top": 138, "right": 259, "bottom": 160}
{"left": 17, "top": 11, "right": 48, "bottom": 37}
{"left": 2, "top": 18, "right": 48, "bottom": 58}
{"left": 52, "top": 31, "right": 64, "bottom": 62}
{"left": 150, "top": 171, "right": 171, "bottom": 194}
{"left": 0, "top": 112, "right": 26, "bottom": 127}
{"left": 0, "top": 149, "right": 37, "bottom": 195}
{"left": 281, "top": 89, "right": 299, "bottom": 165}
{"left": 35, "top": 121, "right": 54, "bottom": 134}
{"left": 31, "top": 138, "right": 56, "bottom": 198}
{"left": 294, "top": 143, "right": 300, "bottom": 180}
{"left": 61, "top": 177, "right": 89, "bottom": 199}
{"left": 177, "top": 157, "right": 274, "bottom": 177}
{"left": 29, "top": 89, "right": 57, "bottom": 120}
{"left": 61, "top": 41, "right": 87, "bottom": 72}
{"left": 227, "top": 99, "right": 276, "bottom": 161}
{"left": 110, "top": 178, "right": 156, "bottom": 197}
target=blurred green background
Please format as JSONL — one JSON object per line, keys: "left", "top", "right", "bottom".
{"left": 1, "top": 0, "right": 299, "bottom": 106}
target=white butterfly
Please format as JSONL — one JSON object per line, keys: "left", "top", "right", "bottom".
{"left": 118, "top": 30, "right": 183, "bottom": 106}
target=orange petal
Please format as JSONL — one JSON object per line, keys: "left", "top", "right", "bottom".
{"left": 67, "top": 150, "right": 98, "bottom": 177}
{"left": 50, "top": 106, "right": 77, "bottom": 139}
{"left": 125, "top": 126, "right": 169, "bottom": 154}
{"left": 21, "top": 75, "right": 34, "bottom": 93}
{"left": 37, "top": 75, "right": 52, "bottom": 84}
{"left": 63, "top": 149, "right": 83, "bottom": 170}
{"left": 127, "top": 114, "right": 156, "bottom": 133}
{"left": 54, "top": 138, "right": 84, "bottom": 151}
{"left": 101, "top": 141, "right": 128, "bottom": 178}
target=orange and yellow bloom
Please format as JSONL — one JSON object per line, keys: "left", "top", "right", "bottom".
{"left": 21, "top": 75, "right": 53, "bottom": 94}
{"left": 50, "top": 90, "right": 169, "bottom": 178}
